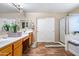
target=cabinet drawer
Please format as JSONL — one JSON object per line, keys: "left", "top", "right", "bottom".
{"left": 0, "top": 52, "right": 10, "bottom": 56}
{"left": 13, "top": 39, "right": 22, "bottom": 49}
{"left": 29, "top": 32, "right": 33, "bottom": 46}
{"left": 0, "top": 44, "right": 12, "bottom": 53}
{"left": 13, "top": 45, "right": 22, "bottom": 56}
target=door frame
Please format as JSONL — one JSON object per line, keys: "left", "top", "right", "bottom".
{"left": 59, "top": 17, "right": 66, "bottom": 44}
{"left": 36, "top": 17, "right": 55, "bottom": 42}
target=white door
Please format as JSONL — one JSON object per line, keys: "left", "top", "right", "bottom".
{"left": 60, "top": 18, "right": 65, "bottom": 43}
{"left": 37, "top": 17, "right": 55, "bottom": 42}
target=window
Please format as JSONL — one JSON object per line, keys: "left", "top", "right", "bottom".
{"left": 69, "top": 14, "right": 79, "bottom": 34}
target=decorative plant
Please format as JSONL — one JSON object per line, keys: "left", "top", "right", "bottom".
{"left": 2, "top": 23, "right": 19, "bottom": 33}
{"left": 2, "top": 24, "right": 10, "bottom": 31}
{"left": 10, "top": 24, "right": 19, "bottom": 33}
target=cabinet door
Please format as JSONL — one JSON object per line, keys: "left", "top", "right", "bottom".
{"left": 0, "top": 44, "right": 12, "bottom": 56}
{"left": 14, "top": 45, "right": 22, "bottom": 56}
{"left": 0, "top": 52, "right": 10, "bottom": 56}
{"left": 14, "top": 40, "right": 22, "bottom": 49}
{"left": 30, "top": 32, "right": 33, "bottom": 43}
{"left": 29, "top": 32, "right": 33, "bottom": 46}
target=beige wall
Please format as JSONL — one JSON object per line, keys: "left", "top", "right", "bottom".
{"left": 0, "top": 13, "right": 26, "bottom": 20}
{"left": 0, "top": 12, "right": 26, "bottom": 29}
{"left": 69, "top": 8, "right": 79, "bottom": 14}
{"left": 25, "top": 12, "right": 67, "bottom": 42}
{"left": 0, "top": 12, "right": 68, "bottom": 42}
{"left": 0, "top": 7, "right": 79, "bottom": 43}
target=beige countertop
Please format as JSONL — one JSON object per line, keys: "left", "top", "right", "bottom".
{"left": 0, "top": 30, "right": 33, "bottom": 48}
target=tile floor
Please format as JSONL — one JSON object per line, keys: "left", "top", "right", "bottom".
{"left": 23, "top": 43, "right": 74, "bottom": 56}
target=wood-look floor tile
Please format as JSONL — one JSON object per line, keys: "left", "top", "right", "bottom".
{"left": 23, "top": 43, "right": 74, "bottom": 56}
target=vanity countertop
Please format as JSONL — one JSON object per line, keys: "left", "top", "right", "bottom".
{"left": 0, "top": 30, "right": 33, "bottom": 48}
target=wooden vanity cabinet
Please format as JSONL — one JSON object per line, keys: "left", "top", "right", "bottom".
{"left": 0, "top": 32, "right": 33, "bottom": 56}
{"left": 0, "top": 44, "right": 12, "bottom": 56}
{"left": 29, "top": 32, "right": 33, "bottom": 46}
{"left": 22, "top": 36, "right": 29, "bottom": 53}
{"left": 13, "top": 45, "right": 22, "bottom": 56}
{"left": 12, "top": 39, "right": 22, "bottom": 56}
{"left": 0, "top": 52, "right": 11, "bottom": 56}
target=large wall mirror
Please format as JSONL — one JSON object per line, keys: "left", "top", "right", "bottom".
{"left": 0, "top": 3, "right": 24, "bottom": 36}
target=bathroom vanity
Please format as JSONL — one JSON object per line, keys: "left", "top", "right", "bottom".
{"left": 0, "top": 30, "right": 33, "bottom": 56}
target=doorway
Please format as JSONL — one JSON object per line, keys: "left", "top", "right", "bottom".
{"left": 37, "top": 17, "right": 55, "bottom": 42}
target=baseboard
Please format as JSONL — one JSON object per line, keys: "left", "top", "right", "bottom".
{"left": 45, "top": 45, "right": 64, "bottom": 48}
{"left": 58, "top": 42, "right": 65, "bottom": 47}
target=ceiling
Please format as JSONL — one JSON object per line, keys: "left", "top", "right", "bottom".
{"left": 23, "top": 3, "right": 79, "bottom": 13}
{"left": 0, "top": 3, "right": 79, "bottom": 13}
{"left": 0, "top": 3, "right": 18, "bottom": 13}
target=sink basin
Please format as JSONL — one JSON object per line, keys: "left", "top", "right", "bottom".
{"left": 0, "top": 38, "right": 13, "bottom": 48}
{"left": 0, "top": 39, "right": 9, "bottom": 42}
{"left": 0, "top": 37, "right": 16, "bottom": 41}
{"left": 0, "top": 39, "right": 10, "bottom": 45}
